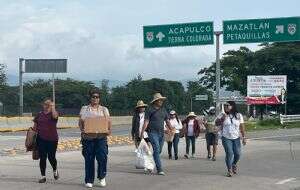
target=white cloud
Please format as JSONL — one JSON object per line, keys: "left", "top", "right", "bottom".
{"left": 2, "top": 0, "right": 297, "bottom": 84}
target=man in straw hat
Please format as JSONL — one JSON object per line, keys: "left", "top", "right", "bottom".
{"left": 140, "top": 93, "right": 173, "bottom": 176}
{"left": 131, "top": 100, "right": 148, "bottom": 148}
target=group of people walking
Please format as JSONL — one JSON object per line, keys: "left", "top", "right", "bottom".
{"left": 131, "top": 93, "right": 247, "bottom": 178}
{"left": 31, "top": 89, "right": 246, "bottom": 188}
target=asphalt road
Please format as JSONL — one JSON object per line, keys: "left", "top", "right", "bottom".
{"left": 1, "top": 125, "right": 300, "bottom": 151}
{"left": 0, "top": 137, "right": 299, "bottom": 190}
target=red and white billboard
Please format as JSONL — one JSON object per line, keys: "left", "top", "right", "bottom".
{"left": 247, "top": 75, "right": 287, "bottom": 105}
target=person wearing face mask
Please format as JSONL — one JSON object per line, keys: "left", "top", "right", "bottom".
{"left": 215, "top": 101, "right": 246, "bottom": 177}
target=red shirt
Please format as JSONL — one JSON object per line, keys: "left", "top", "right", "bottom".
{"left": 34, "top": 111, "right": 59, "bottom": 141}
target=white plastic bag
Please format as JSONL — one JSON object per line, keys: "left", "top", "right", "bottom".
{"left": 135, "top": 139, "right": 155, "bottom": 171}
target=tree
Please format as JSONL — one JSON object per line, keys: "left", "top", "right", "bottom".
{"left": 99, "top": 79, "right": 110, "bottom": 106}
{"left": 185, "top": 81, "right": 213, "bottom": 114}
{"left": 0, "top": 63, "right": 7, "bottom": 91}
{"left": 198, "top": 42, "right": 300, "bottom": 114}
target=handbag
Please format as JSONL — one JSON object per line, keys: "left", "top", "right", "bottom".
{"left": 32, "top": 149, "right": 40, "bottom": 160}
{"left": 25, "top": 127, "right": 37, "bottom": 152}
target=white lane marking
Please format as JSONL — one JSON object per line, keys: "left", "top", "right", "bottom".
{"left": 248, "top": 134, "right": 300, "bottom": 140}
{"left": 276, "top": 178, "right": 297, "bottom": 185}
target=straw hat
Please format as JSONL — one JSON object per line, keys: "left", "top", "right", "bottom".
{"left": 170, "top": 110, "right": 176, "bottom": 115}
{"left": 150, "top": 93, "right": 167, "bottom": 104}
{"left": 187, "top": 112, "right": 197, "bottom": 118}
{"left": 135, "top": 100, "right": 148, "bottom": 108}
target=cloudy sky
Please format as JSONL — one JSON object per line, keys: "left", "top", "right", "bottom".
{"left": 0, "top": 0, "right": 299, "bottom": 84}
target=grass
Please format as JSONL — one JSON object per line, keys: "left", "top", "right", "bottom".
{"left": 245, "top": 119, "right": 300, "bottom": 131}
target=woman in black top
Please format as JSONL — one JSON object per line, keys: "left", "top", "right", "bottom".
{"left": 131, "top": 100, "right": 148, "bottom": 148}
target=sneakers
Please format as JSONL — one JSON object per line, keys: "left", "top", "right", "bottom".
{"left": 191, "top": 154, "right": 195, "bottom": 158}
{"left": 212, "top": 157, "right": 216, "bottom": 161}
{"left": 38, "top": 176, "right": 46, "bottom": 183}
{"left": 157, "top": 171, "right": 166, "bottom": 176}
{"left": 207, "top": 154, "right": 212, "bottom": 159}
{"left": 85, "top": 183, "right": 93, "bottom": 188}
{"left": 54, "top": 170, "right": 59, "bottom": 180}
{"left": 168, "top": 155, "right": 172, "bottom": 160}
{"left": 232, "top": 165, "right": 238, "bottom": 174}
{"left": 184, "top": 154, "right": 189, "bottom": 159}
{"left": 226, "top": 171, "right": 233, "bottom": 177}
{"left": 175, "top": 155, "right": 178, "bottom": 160}
{"left": 96, "top": 178, "right": 107, "bottom": 187}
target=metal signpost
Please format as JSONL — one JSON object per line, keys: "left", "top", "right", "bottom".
{"left": 143, "top": 16, "right": 300, "bottom": 115}
{"left": 195, "top": 95, "right": 208, "bottom": 101}
{"left": 19, "top": 59, "right": 67, "bottom": 116}
{"left": 191, "top": 95, "right": 209, "bottom": 111}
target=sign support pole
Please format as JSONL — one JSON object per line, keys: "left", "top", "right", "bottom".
{"left": 190, "top": 97, "right": 193, "bottom": 112}
{"left": 19, "top": 58, "right": 24, "bottom": 116}
{"left": 285, "top": 91, "right": 287, "bottom": 115}
{"left": 215, "top": 31, "right": 223, "bottom": 115}
{"left": 52, "top": 73, "right": 55, "bottom": 104}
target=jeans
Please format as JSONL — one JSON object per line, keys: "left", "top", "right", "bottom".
{"left": 148, "top": 132, "right": 164, "bottom": 172}
{"left": 221, "top": 137, "right": 241, "bottom": 171}
{"left": 82, "top": 137, "right": 108, "bottom": 184}
{"left": 185, "top": 136, "right": 196, "bottom": 155}
{"left": 37, "top": 137, "right": 58, "bottom": 176}
{"left": 168, "top": 133, "right": 180, "bottom": 157}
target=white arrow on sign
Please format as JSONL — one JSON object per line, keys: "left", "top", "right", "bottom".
{"left": 156, "top": 32, "right": 165, "bottom": 42}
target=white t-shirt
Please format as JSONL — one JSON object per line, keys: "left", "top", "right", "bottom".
{"left": 80, "top": 105, "right": 110, "bottom": 120}
{"left": 139, "top": 112, "right": 148, "bottom": 138}
{"left": 187, "top": 119, "right": 195, "bottom": 137}
{"left": 170, "top": 118, "right": 183, "bottom": 133}
{"left": 219, "top": 113, "right": 244, "bottom": 139}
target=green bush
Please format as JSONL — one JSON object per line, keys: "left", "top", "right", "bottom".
{"left": 256, "top": 119, "right": 281, "bottom": 126}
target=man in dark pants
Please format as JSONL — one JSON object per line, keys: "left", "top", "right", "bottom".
{"left": 204, "top": 107, "right": 218, "bottom": 161}
{"left": 140, "top": 93, "right": 172, "bottom": 175}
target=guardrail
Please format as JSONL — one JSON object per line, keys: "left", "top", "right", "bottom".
{"left": 280, "top": 114, "right": 300, "bottom": 125}
{"left": 0, "top": 116, "right": 132, "bottom": 132}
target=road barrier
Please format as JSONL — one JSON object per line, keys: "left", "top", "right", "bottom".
{"left": 0, "top": 116, "right": 132, "bottom": 132}
{"left": 280, "top": 114, "right": 300, "bottom": 125}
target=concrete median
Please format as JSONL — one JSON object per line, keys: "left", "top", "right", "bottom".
{"left": 0, "top": 116, "right": 132, "bottom": 132}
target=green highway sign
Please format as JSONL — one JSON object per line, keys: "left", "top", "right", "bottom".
{"left": 195, "top": 94, "right": 208, "bottom": 101}
{"left": 223, "top": 17, "right": 300, "bottom": 44}
{"left": 143, "top": 22, "right": 214, "bottom": 48}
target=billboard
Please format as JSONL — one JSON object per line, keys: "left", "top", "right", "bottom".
{"left": 247, "top": 75, "right": 287, "bottom": 97}
{"left": 247, "top": 75, "right": 287, "bottom": 105}
{"left": 25, "top": 59, "right": 67, "bottom": 73}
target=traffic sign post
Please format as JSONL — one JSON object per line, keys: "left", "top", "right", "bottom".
{"left": 143, "top": 16, "right": 300, "bottom": 115}
{"left": 223, "top": 17, "right": 300, "bottom": 44}
{"left": 19, "top": 59, "right": 67, "bottom": 116}
{"left": 143, "top": 22, "right": 214, "bottom": 48}
{"left": 195, "top": 94, "right": 208, "bottom": 101}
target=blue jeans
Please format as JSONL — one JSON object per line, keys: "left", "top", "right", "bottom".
{"left": 168, "top": 133, "right": 180, "bottom": 157}
{"left": 82, "top": 137, "right": 108, "bottom": 184}
{"left": 221, "top": 137, "right": 241, "bottom": 171}
{"left": 148, "top": 132, "right": 164, "bottom": 172}
{"left": 185, "top": 136, "right": 196, "bottom": 155}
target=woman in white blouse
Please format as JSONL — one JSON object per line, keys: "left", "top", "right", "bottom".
{"left": 215, "top": 101, "right": 246, "bottom": 177}
{"left": 167, "top": 110, "right": 183, "bottom": 160}
{"left": 78, "top": 89, "right": 112, "bottom": 188}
